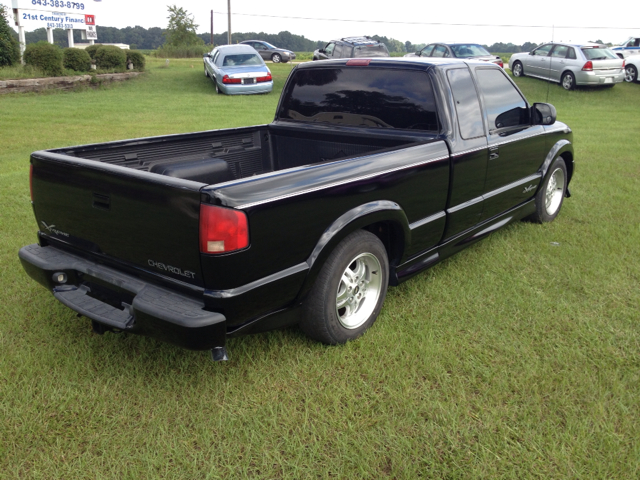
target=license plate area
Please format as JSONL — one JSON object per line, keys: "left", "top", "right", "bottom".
{"left": 604, "top": 77, "right": 613, "bottom": 84}
{"left": 242, "top": 78, "right": 256, "bottom": 85}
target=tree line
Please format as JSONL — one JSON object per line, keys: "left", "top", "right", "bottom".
{"left": 8, "top": 23, "right": 550, "bottom": 54}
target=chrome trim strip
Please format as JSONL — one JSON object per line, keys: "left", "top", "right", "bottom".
{"left": 447, "top": 195, "right": 484, "bottom": 214}
{"left": 235, "top": 154, "right": 450, "bottom": 209}
{"left": 482, "top": 174, "right": 540, "bottom": 199}
{"left": 409, "top": 211, "right": 446, "bottom": 230}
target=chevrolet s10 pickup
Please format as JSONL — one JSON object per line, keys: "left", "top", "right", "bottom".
{"left": 19, "top": 57, "right": 574, "bottom": 360}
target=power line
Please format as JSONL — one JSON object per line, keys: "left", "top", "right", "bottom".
{"left": 210, "top": 11, "right": 637, "bottom": 31}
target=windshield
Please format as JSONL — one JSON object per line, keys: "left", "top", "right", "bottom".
{"left": 263, "top": 42, "right": 277, "bottom": 49}
{"left": 353, "top": 44, "right": 389, "bottom": 57}
{"left": 451, "top": 44, "right": 491, "bottom": 57}
{"left": 581, "top": 47, "right": 618, "bottom": 60}
{"left": 222, "top": 54, "right": 263, "bottom": 66}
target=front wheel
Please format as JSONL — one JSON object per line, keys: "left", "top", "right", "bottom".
{"left": 271, "top": 53, "right": 282, "bottom": 63}
{"left": 528, "top": 157, "right": 568, "bottom": 223}
{"left": 625, "top": 64, "right": 638, "bottom": 83}
{"left": 561, "top": 71, "right": 576, "bottom": 90}
{"left": 512, "top": 61, "right": 524, "bottom": 77}
{"left": 301, "top": 230, "right": 389, "bottom": 345}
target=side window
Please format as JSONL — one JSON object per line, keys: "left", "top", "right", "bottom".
{"left": 420, "top": 45, "right": 435, "bottom": 56}
{"left": 342, "top": 46, "right": 354, "bottom": 58}
{"left": 533, "top": 44, "right": 553, "bottom": 56}
{"left": 212, "top": 50, "right": 220, "bottom": 65}
{"left": 255, "top": 43, "right": 265, "bottom": 50}
{"left": 447, "top": 68, "right": 485, "bottom": 139}
{"left": 325, "top": 43, "right": 335, "bottom": 56}
{"left": 432, "top": 45, "right": 447, "bottom": 57}
{"left": 634, "top": 38, "right": 640, "bottom": 47}
{"left": 551, "top": 45, "right": 568, "bottom": 58}
{"left": 333, "top": 44, "right": 343, "bottom": 58}
{"left": 475, "top": 68, "right": 529, "bottom": 131}
{"left": 567, "top": 47, "right": 576, "bottom": 59}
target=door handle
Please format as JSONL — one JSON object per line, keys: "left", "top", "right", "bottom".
{"left": 489, "top": 152, "right": 499, "bottom": 160}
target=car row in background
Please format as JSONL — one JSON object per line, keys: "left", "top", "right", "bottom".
{"left": 404, "top": 43, "right": 504, "bottom": 67}
{"left": 611, "top": 37, "right": 640, "bottom": 59}
{"left": 313, "top": 37, "right": 389, "bottom": 60}
{"left": 509, "top": 43, "right": 625, "bottom": 90}
{"left": 203, "top": 45, "right": 273, "bottom": 95}
{"left": 239, "top": 40, "right": 296, "bottom": 63}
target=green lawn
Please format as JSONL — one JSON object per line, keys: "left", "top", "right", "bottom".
{"left": 1, "top": 58, "right": 639, "bottom": 479}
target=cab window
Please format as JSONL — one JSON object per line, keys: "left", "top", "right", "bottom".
{"left": 476, "top": 68, "right": 529, "bottom": 131}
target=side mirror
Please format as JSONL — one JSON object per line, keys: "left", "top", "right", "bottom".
{"left": 532, "top": 103, "right": 556, "bottom": 125}
{"left": 319, "top": 49, "right": 325, "bottom": 54}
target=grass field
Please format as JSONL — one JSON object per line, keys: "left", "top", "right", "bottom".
{"left": 1, "top": 58, "right": 639, "bottom": 479}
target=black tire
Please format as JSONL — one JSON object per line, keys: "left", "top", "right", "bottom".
{"left": 625, "top": 64, "right": 638, "bottom": 83}
{"left": 271, "top": 53, "right": 282, "bottom": 63}
{"left": 528, "top": 157, "right": 568, "bottom": 223}
{"left": 214, "top": 80, "right": 222, "bottom": 94}
{"left": 512, "top": 61, "right": 525, "bottom": 77}
{"left": 301, "top": 230, "right": 389, "bottom": 345}
{"left": 561, "top": 71, "right": 576, "bottom": 90}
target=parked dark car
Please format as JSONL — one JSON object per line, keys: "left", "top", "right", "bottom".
{"left": 240, "top": 40, "right": 296, "bottom": 63}
{"left": 313, "top": 36, "right": 389, "bottom": 60}
{"left": 406, "top": 43, "right": 503, "bottom": 67}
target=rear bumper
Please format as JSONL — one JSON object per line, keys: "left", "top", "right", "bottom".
{"left": 575, "top": 70, "right": 625, "bottom": 86}
{"left": 218, "top": 81, "right": 273, "bottom": 95}
{"left": 19, "top": 244, "right": 226, "bottom": 350}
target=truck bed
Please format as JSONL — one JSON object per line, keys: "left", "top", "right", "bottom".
{"left": 53, "top": 124, "right": 430, "bottom": 185}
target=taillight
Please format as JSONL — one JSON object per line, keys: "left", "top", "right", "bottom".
{"left": 495, "top": 60, "right": 504, "bottom": 68}
{"left": 222, "top": 75, "right": 241, "bottom": 84}
{"left": 29, "top": 164, "right": 33, "bottom": 202}
{"left": 622, "top": 60, "right": 625, "bottom": 68}
{"left": 256, "top": 72, "right": 272, "bottom": 83}
{"left": 582, "top": 61, "right": 593, "bottom": 71}
{"left": 199, "top": 204, "right": 249, "bottom": 254}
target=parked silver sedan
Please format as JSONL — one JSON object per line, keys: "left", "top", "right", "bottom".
{"left": 203, "top": 45, "right": 273, "bottom": 95}
{"left": 509, "top": 43, "right": 625, "bottom": 90}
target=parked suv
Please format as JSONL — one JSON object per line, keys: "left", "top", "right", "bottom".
{"left": 313, "top": 36, "right": 389, "bottom": 61}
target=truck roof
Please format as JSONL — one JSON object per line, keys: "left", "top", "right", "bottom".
{"left": 295, "top": 56, "right": 498, "bottom": 71}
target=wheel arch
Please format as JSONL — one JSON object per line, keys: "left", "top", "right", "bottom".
{"left": 296, "top": 201, "right": 410, "bottom": 303}
{"left": 539, "top": 138, "right": 575, "bottom": 190}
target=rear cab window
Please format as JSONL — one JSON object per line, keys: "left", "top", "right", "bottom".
{"left": 278, "top": 66, "right": 439, "bottom": 131}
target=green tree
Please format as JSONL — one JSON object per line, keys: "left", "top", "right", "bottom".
{"left": 0, "top": 3, "right": 20, "bottom": 67}
{"left": 163, "top": 5, "right": 203, "bottom": 47}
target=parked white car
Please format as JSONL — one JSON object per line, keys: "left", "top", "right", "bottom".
{"left": 611, "top": 37, "right": 640, "bottom": 59}
{"left": 625, "top": 55, "right": 639, "bottom": 83}
{"left": 509, "top": 43, "right": 625, "bottom": 90}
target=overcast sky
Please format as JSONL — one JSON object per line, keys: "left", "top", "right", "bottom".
{"left": 13, "top": 0, "right": 638, "bottom": 46}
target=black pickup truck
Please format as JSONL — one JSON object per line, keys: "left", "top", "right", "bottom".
{"left": 19, "top": 57, "right": 574, "bottom": 360}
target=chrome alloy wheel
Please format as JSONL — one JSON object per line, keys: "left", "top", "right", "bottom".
{"left": 335, "top": 253, "right": 383, "bottom": 329}
{"left": 545, "top": 167, "right": 566, "bottom": 216}
{"left": 512, "top": 62, "right": 523, "bottom": 77}
{"left": 625, "top": 65, "right": 637, "bottom": 83}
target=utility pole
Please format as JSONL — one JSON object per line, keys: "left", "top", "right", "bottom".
{"left": 210, "top": 10, "right": 213, "bottom": 46}
{"left": 227, "top": 0, "right": 231, "bottom": 44}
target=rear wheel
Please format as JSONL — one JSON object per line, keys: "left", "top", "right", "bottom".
{"left": 625, "top": 64, "right": 638, "bottom": 83}
{"left": 561, "top": 71, "right": 576, "bottom": 90}
{"left": 301, "top": 230, "right": 389, "bottom": 345}
{"left": 528, "top": 157, "right": 567, "bottom": 223}
{"left": 512, "top": 61, "right": 524, "bottom": 77}
{"left": 214, "top": 80, "right": 222, "bottom": 94}
{"left": 204, "top": 65, "right": 209, "bottom": 77}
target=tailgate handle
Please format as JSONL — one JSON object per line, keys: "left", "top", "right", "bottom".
{"left": 93, "top": 193, "right": 110, "bottom": 210}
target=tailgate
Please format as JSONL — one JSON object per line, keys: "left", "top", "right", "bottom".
{"left": 30, "top": 152, "right": 205, "bottom": 287}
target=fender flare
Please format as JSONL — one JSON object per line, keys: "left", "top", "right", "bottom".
{"left": 539, "top": 138, "right": 574, "bottom": 185}
{"left": 295, "top": 200, "right": 410, "bottom": 303}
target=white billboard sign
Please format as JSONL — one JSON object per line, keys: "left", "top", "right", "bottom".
{"left": 15, "top": 10, "right": 95, "bottom": 30}
{"left": 12, "top": 0, "right": 90, "bottom": 15}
